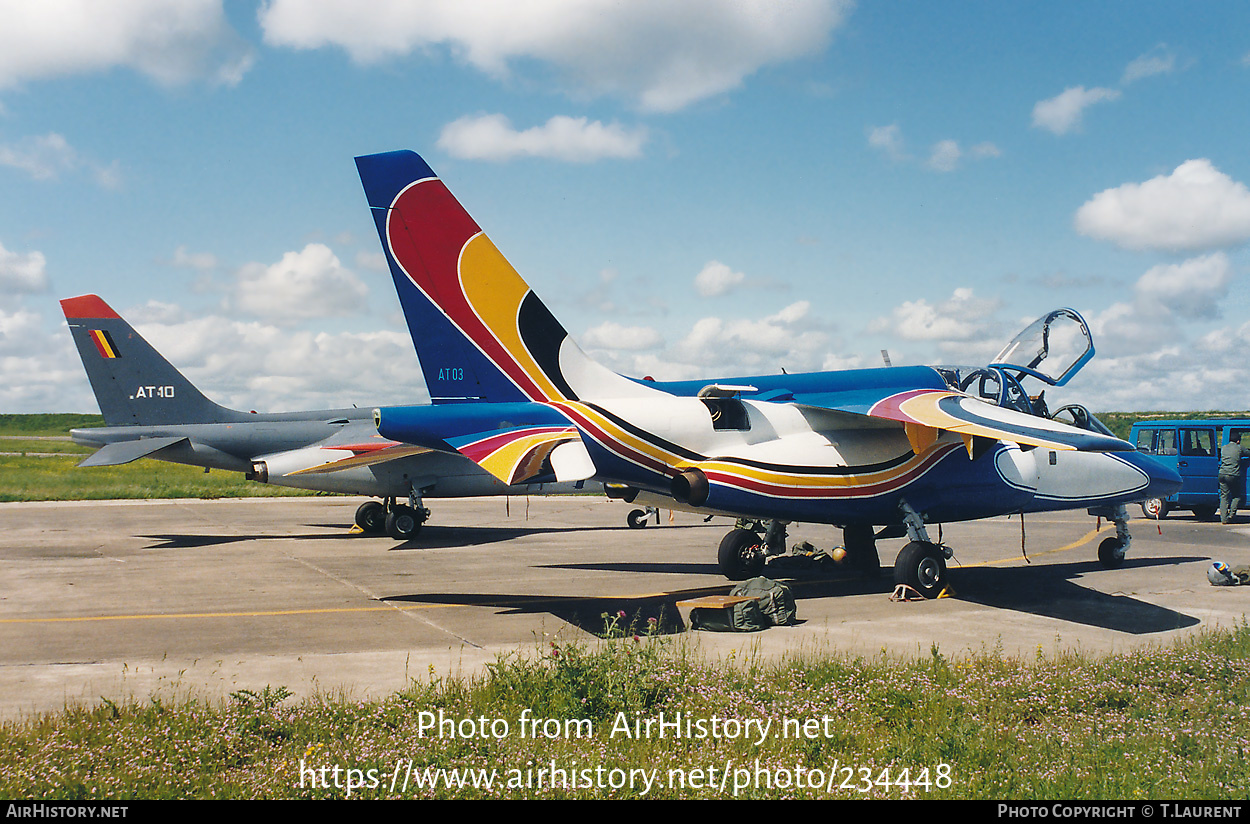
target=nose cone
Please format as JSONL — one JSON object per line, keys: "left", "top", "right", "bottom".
{"left": 1123, "top": 450, "right": 1182, "bottom": 502}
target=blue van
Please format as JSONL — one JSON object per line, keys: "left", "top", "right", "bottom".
{"left": 1129, "top": 419, "right": 1250, "bottom": 519}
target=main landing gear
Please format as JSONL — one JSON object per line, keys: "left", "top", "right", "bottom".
{"left": 717, "top": 519, "right": 788, "bottom": 580}
{"left": 354, "top": 489, "right": 431, "bottom": 541}
{"left": 890, "top": 501, "right": 951, "bottom": 600}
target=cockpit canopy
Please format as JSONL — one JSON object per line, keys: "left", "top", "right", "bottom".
{"left": 932, "top": 308, "right": 1104, "bottom": 434}
{"left": 988, "top": 308, "right": 1093, "bottom": 387}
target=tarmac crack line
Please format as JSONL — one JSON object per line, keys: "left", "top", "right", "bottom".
{"left": 284, "top": 554, "right": 485, "bottom": 649}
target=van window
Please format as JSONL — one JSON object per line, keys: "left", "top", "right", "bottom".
{"left": 1135, "top": 428, "right": 1155, "bottom": 452}
{"left": 1156, "top": 430, "right": 1177, "bottom": 455}
{"left": 1180, "top": 428, "right": 1215, "bottom": 457}
{"left": 1230, "top": 428, "right": 1250, "bottom": 445}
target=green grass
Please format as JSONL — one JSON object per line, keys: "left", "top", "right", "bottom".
{"left": 2, "top": 622, "right": 1248, "bottom": 799}
{"left": 0, "top": 454, "right": 323, "bottom": 502}
{"left": 0, "top": 413, "right": 104, "bottom": 436}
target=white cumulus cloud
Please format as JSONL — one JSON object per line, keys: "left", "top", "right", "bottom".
{"left": 869, "top": 288, "right": 1002, "bottom": 343}
{"left": 694, "top": 261, "right": 747, "bottom": 297}
{"left": 260, "top": 0, "right": 850, "bottom": 112}
{"left": 1074, "top": 159, "right": 1250, "bottom": 252}
{"left": 579, "top": 321, "right": 663, "bottom": 351}
{"left": 437, "top": 114, "right": 647, "bottom": 163}
{"left": 0, "top": 241, "right": 48, "bottom": 293}
{"left": 0, "top": 0, "right": 253, "bottom": 89}
{"left": 1133, "top": 253, "right": 1233, "bottom": 320}
{"left": 1031, "top": 86, "right": 1121, "bottom": 135}
{"left": 232, "top": 243, "right": 369, "bottom": 324}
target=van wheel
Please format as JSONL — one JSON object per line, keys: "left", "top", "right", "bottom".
{"left": 1140, "top": 498, "right": 1169, "bottom": 519}
{"left": 1193, "top": 506, "right": 1217, "bottom": 521}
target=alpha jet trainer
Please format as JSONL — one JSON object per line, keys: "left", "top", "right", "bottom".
{"left": 61, "top": 294, "right": 582, "bottom": 539}
{"left": 357, "top": 149, "right": 1181, "bottom": 596}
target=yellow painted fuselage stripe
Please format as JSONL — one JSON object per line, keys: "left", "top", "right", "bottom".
{"left": 556, "top": 400, "right": 945, "bottom": 492}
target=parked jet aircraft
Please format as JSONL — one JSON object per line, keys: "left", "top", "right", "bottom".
{"left": 60, "top": 294, "right": 580, "bottom": 538}
{"left": 357, "top": 149, "right": 1182, "bottom": 596}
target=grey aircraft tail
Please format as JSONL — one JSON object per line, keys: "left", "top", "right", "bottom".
{"left": 60, "top": 294, "right": 251, "bottom": 426}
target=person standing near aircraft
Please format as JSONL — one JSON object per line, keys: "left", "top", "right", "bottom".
{"left": 1218, "top": 431, "right": 1250, "bottom": 523}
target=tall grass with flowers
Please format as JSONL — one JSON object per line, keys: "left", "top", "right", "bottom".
{"left": 2, "top": 619, "right": 1249, "bottom": 799}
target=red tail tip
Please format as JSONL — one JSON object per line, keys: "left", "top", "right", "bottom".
{"left": 60, "top": 295, "right": 121, "bottom": 320}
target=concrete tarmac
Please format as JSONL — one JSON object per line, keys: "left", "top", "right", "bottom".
{"left": 1, "top": 495, "right": 1247, "bottom": 720}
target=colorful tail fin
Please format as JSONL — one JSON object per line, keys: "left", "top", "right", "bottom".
{"left": 60, "top": 294, "right": 249, "bottom": 426}
{"left": 356, "top": 150, "right": 647, "bottom": 405}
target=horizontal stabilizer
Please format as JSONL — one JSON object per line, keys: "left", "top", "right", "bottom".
{"left": 449, "top": 426, "right": 582, "bottom": 485}
{"left": 78, "top": 437, "right": 188, "bottom": 467}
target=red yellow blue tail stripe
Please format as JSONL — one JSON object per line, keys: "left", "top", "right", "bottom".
{"left": 89, "top": 329, "right": 119, "bottom": 359}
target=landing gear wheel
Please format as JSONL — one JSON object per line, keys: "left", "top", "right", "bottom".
{"left": 355, "top": 500, "right": 386, "bottom": 533}
{"left": 385, "top": 505, "right": 423, "bottom": 540}
{"left": 718, "top": 529, "right": 766, "bottom": 580}
{"left": 627, "top": 508, "right": 649, "bottom": 529}
{"left": 1097, "top": 536, "right": 1126, "bottom": 569}
{"left": 893, "top": 541, "right": 947, "bottom": 599}
{"left": 1140, "top": 498, "right": 1169, "bottom": 519}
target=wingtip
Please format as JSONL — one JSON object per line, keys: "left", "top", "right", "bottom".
{"left": 60, "top": 295, "right": 120, "bottom": 320}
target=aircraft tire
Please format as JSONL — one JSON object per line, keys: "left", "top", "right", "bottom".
{"left": 627, "top": 509, "right": 649, "bottom": 529}
{"left": 718, "top": 529, "right": 766, "bottom": 580}
{"left": 355, "top": 500, "right": 386, "bottom": 533}
{"left": 893, "top": 541, "right": 946, "bottom": 599}
{"left": 1097, "top": 536, "right": 1126, "bottom": 569}
{"left": 1140, "top": 498, "right": 1169, "bottom": 519}
{"left": 385, "top": 505, "right": 423, "bottom": 541}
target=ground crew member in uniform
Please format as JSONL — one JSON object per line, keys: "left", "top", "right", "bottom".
{"left": 1219, "top": 432, "right": 1250, "bottom": 523}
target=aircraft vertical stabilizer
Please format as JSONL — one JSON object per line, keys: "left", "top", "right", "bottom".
{"left": 61, "top": 294, "right": 249, "bottom": 426}
{"left": 356, "top": 150, "right": 654, "bottom": 405}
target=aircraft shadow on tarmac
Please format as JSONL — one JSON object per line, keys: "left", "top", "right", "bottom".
{"left": 945, "top": 554, "right": 1205, "bottom": 634}
{"left": 137, "top": 520, "right": 719, "bottom": 551}
{"left": 386, "top": 522, "right": 718, "bottom": 550}
{"left": 139, "top": 530, "right": 359, "bottom": 549}
{"left": 383, "top": 586, "right": 725, "bottom": 637}
{"left": 385, "top": 553, "right": 1205, "bottom": 638}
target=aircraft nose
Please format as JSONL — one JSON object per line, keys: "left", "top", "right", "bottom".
{"left": 1132, "top": 450, "right": 1182, "bottom": 502}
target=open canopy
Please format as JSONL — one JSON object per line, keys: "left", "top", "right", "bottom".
{"left": 989, "top": 308, "right": 1094, "bottom": 387}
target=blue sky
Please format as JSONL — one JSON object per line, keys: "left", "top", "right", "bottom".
{"left": 2, "top": 1, "right": 1249, "bottom": 414}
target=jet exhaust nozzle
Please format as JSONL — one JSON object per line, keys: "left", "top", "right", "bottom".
{"left": 247, "top": 461, "right": 269, "bottom": 484}
{"left": 671, "top": 468, "right": 710, "bottom": 507}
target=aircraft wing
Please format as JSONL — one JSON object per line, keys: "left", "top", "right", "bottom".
{"left": 791, "top": 387, "right": 1132, "bottom": 454}
{"left": 77, "top": 436, "right": 189, "bottom": 467}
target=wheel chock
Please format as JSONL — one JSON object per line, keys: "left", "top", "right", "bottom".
{"left": 890, "top": 584, "right": 925, "bottom": 602}
{"left": 349, "top": 524, "right": 365, "bottom": 535}
{"left": 937, "top": 585, "right": 954, "bottom": 598}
